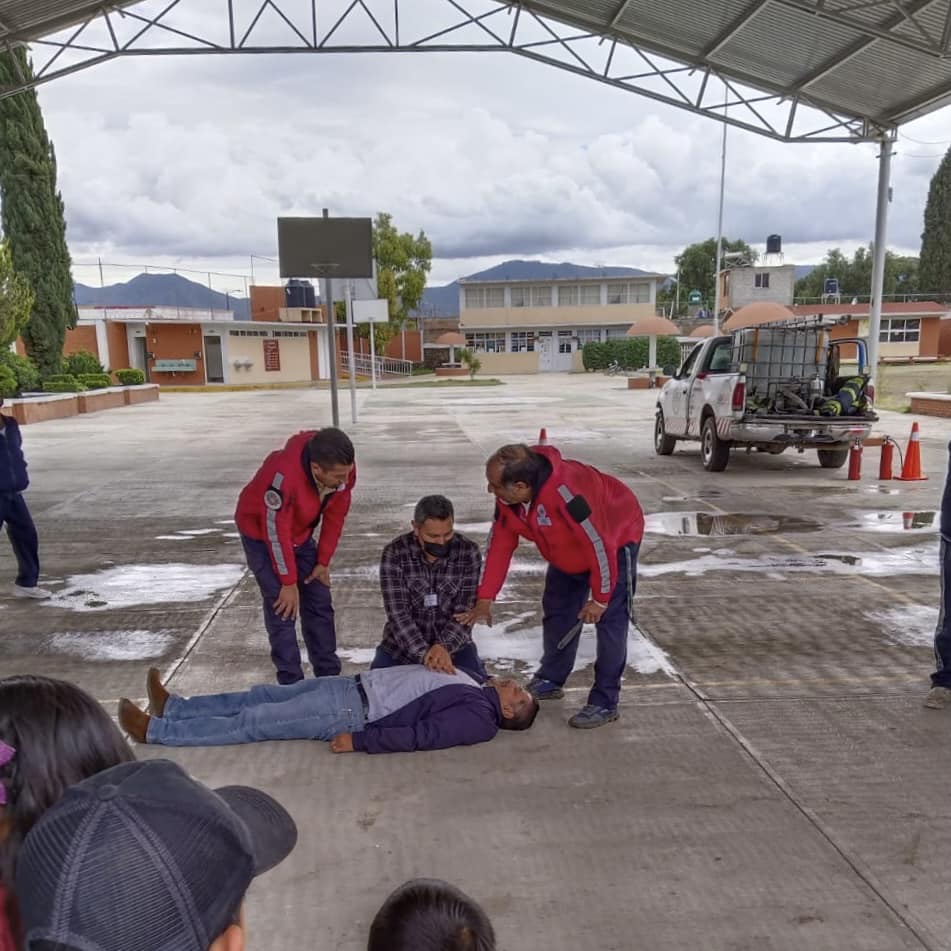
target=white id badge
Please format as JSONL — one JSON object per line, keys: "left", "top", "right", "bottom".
{"left": 424, "top": 593, "right": 438, "bottom": 608}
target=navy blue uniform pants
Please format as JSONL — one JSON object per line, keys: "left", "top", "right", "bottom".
{"left": 536, "top": 542, "right": 639, "bottom": 710}
{"left": 1, "top": 491, "right": 40, "bottom": 588}
{"left": 241, "top": 535, "right": 340, "bottom": 684}
{"left": 931, "top": 441, "right": 951, "bottom": 688}
{"left": 371, "top": 641, "right": 487, "bottom": 679}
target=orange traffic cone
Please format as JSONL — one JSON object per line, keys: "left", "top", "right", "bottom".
{"left": 902, "top": 512, "right": 914, "bottom": 530}
{"left": 895, "top": 422, "right": 927, "bottom": 481}
{"left": 538, "top": 427, "right": 548, "bottom": 446}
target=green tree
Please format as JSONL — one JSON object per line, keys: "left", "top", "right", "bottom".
{"left": 920, "top": 146, "right": 951, "bottom": 295}
{"left": 794, "top": 246, "right": 919, "bottom": 301}
{"left": 361, "top": 212, "right": 432, "bottom": 351}
{"left": 0, "top": 239, "right": 34, "bottom": 348}
{"left": 664, "top": 238, "right": 756, "bottom": 315}
{"left": 0, "top": 48, "right": 76, "bottom": 375}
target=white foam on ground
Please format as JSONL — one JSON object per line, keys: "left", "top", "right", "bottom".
{"left": 179, "top": 529, "right": 222, "bottom": 536}
{"left": 455, "top": 522, "right": 493, "bottom": 533}
{"left": 155, "top": 535, "right": 192, "bottom": 541}
{"left": 338, "top": 647, "right": 377, "bottom": 665}
{"left": 48, "top": 629, "right": 176, "bottom": 661}
{"left": 418, "top": 396, "right": 562, "bottom": 407}
{"left": 867, "top": 605, "right": 940, "bottom": 647}
{"left": 640, "top": 544, "right": 938, "bottom": 578}
{"left": 47, "top": 563, "right": 246, "bottom": 612}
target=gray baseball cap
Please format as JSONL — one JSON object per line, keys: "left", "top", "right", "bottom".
{"left": 16, "top": 758, "right": 298, "bottom": 950}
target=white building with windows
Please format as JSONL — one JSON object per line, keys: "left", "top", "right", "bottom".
{"left": 458, "top": 272, "right": 663, "bottom": 373}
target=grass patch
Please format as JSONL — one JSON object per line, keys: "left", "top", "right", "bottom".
{"left": 388, "top": 378, "right": 504, "bottom": 389}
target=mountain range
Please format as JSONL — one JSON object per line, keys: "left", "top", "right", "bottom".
{"left": 73, "top": 260, "right": 817, "bottom": 320}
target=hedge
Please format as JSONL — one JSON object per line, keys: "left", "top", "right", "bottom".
{"left": 0, "top": 352, "right": 40, "bottom": 395}
{"left": 0, "top": 367, "right": 17, "bottom": 399}
{"left": 115, "top": 368, "right": 146, "bottom": 385}
{"left": 63, "top": 350, "right": 105, "bottom": 377}
{"left": 42, "top": 380, "right": 86, "bottom": 393}
{"left": 582, "top": 336, "right": 682, "bottom": 372}
{"left": 78, "top": 373, "right": 113, "bottom": 390}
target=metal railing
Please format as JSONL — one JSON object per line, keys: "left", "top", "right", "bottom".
{"left": 339, "top": 352, "right": 413, "bottom": 378}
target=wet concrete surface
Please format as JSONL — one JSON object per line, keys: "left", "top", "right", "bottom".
{"left": 3, "top": 375, "right": 951, "bottom": 949}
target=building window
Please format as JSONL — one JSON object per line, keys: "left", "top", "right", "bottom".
{"left": 557, "top": 284, "right": 601, "bottom": 306}
{"left": 465, "top": 332, "right": 506, "bottom": 353}
{"left": 605, "top": 327, "right": 630, "bottom": 340}
{"left": 575, "top": 327, "right": 603, "bottom": 346}
{"left": 755, "top": 272, "right": 770, "bottom": 289}
{"left": 557, "top": 286, "right": 579, "bottom": 307}
{"left": 510, "top": 331, "right": 536, "bottom": 352}
{"left": 464, "top": 286, "right": 504, "bottom": 309}
{"left": 580, "top": 284, "right": 601, "bottom": 305}
{"left": 558, "top": 330, "right": 573, "bottom": 354}
{"left": 229, "top": 329, "right": 270, "bottom": 337}
{"left": 511, "top": 286, "right": 530, "bottom": 307}
{"left": 879, "top": 318, "right": 920, "bottom": 343}
{"left": 606, "top": 282, "right": 650, "bottom": 304}
{"left": 531, "top": 286, "right": 551, "bottom": 307}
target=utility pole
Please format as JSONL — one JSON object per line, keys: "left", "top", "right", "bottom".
{"left": 322, "top": 208, "right": 340, "bottom": 428}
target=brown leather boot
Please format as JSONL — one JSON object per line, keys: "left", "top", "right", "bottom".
{"left": 146, "top": 667, "right": 169, "bottom": 717}
{"left": 118, "top": 699, "right": 151, "bottom": 743}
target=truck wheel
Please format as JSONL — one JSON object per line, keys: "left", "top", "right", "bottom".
{"left": 818, "top": 447, "right": 850, "bottom": 469}
{"left": 701, "top": 416, "right": 731, "bottom": 472}
{"left": 655, "top": 412, "right": 677, "bottom": 455}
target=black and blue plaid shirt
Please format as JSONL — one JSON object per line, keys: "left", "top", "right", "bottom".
{"left": 379, "top": 532, "right": 482, "bottom": 663}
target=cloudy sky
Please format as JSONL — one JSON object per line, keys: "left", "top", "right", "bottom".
{"left": 28, "top": 0, "right": 951, "bottom": 290}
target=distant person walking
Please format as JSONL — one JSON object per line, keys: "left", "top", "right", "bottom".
{"left": 235, "top": 427, "right": 356, "bottom": 684}
{"left": 0, "top": 399, "right": 50, "bottom": 600}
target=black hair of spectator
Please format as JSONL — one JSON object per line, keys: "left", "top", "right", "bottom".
{"left": 413, "top": 495, "right": 455, "bottom": 526}
{"left": 309, "top": 428, "right": 355, "bottom": 468}
{"left": 368, "top": 878, "right": 496, "bottom": 951}
{"left": 0, "top": 675, "right": 134, "bottom": 887}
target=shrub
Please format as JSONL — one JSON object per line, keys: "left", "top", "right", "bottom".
{"left": 45, "top": 374, "right": 77, "bottom": 384}
{"left": 0, "top": 366, "right": 17, "bottom": 399}
{"left": 115, "top": 368, "right": 146, "bottom": 386}
{"left": 63, "top": 349, "right": 105, "bottom": 377}
{"left": 459, "top": 348, "right": 482, "bottom": 380}
{"left": 0, "top": 352, "right": 41, "bottom": 394}
{"left": 42, "top": 380, "right": 86, "bottom": 393}
{"left": 78, "top": 373, "right": 112, "bottom": 390}
{"left": 582, "top": 336, "right": 681, "bottom": 372}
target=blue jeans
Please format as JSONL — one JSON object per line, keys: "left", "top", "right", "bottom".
{"left": 146, "top": 676, "right": 365, "bottom": 746}
{"left": 371, "top": 642, "right": 487, "bottom": 679}
{"left": 536, "top": 542, "right": 639, "bottom": 710}
{"left": 1, "top": 491, "right": 40, "bottom": 587}
{"left": 242, "top": 534, "right": 341, "bottom": 684}
{"left": 932, "top": 441, "right": 951, "bottom": 688}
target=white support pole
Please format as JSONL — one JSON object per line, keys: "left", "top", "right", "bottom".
{"left": 713, "top": 117, "right": 728, "bottom": 335}
{"left": 369, "top": 322, "right": 378, "bottom": 391}
{"left": 344, "top": 280, "right": 358, "bottom": 424}
{"left": 867, "top": 136, "right": 894, "bottom": 385}
{"left": 649, "top": 334, "right": 657, "bottom": 369}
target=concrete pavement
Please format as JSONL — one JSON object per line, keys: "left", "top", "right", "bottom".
{"left": 2, "top": 374, "right": 950, "bottom": 950}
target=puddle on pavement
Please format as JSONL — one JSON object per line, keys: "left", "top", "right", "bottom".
{"left": 646, "top": 510, "right": 936, "bottom": 537}
{"left": 867, "top": 605, "right": 940, "bottom": 647}
{"left": 850, "top": 510, "right": 936, "bottom": 532}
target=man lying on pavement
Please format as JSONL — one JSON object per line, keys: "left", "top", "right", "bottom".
{"left": 119, "top": 666, "right": 539, "bottom": 753}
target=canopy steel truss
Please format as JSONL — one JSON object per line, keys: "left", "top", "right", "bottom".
{"left": 2, "top": 0, "right": 940, "bottom": 143}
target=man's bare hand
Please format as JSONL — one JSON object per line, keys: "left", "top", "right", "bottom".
{"left": 273, "top": 584, "right": 300, "bottom": 620}
{"left": 455, "top": 598, "right": 493, "bottom": 627}
{"left": 578, "top": 599, "right": 607, "bottom": 625}
{"left": 424, "top": 644, "right": 455, "bottom": 674}
{"left": 304, "top": 564, "right": 331, "bottom": 587}
{"left": 330, "top": 733, "right": 354, "bottom": 753}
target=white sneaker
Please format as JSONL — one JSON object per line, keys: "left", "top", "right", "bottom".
{"left": 12, "top": 584, "right": 52, "bottom": 600}
{"left": 923, "top": 686, "right": 951, "bottom": 710}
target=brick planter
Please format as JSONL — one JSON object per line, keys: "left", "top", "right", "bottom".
{"left": 907, "top": 392, "right": 951, "bottom": 418}
{"left": 627, "top": 377, "right": 650, "bottom": 390}
{"left": 435, "top": 366, "right": 469, "bottom": 378}
{"left": 122, "top": 384, "right": 161, "bottom": 405}
{"left": 78, "top": 388, "right": 126, "bottom": 414}
{"left": 6, "top": 394, "right": 79, "bottom": 425}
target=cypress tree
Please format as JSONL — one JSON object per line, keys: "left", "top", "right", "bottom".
{"left": 0, "top": 49, "right": 75, "bottom": 374}
{"left": 919, "top": 145, "right": 951, "bottom": 296}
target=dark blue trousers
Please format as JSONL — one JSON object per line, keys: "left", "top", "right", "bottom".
{"left": 241, "top": 535, "right": 340, "bottom": 684}
{"left": 537, "top": 542, "right": 639, "bottom": 710}
{"left": 371, "top": 641, "right": 487, "bottom": 679}
{"left": 931, "top": 442, "right": 951, "bottom": 688}
{"left": 1, "top": 491, "right": 40, "bottom": 587}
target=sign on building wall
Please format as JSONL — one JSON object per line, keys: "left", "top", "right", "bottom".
{"left": 263, "top": 338, "right": 281, "bottom": 371}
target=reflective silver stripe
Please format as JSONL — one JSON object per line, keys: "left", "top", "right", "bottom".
{"left": 266, "top": 472, "right": 288, "bottom": 577}
{"left": 557, "top": 484, "right": 611, "bottom": 597}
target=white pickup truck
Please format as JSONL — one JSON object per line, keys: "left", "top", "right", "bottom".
{"left": 654, "top": 323, "right": 877, "bottom": 472}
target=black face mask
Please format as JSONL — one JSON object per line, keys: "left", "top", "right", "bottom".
{"left": 423, "top": 540, "right": 452, "bottom": 559}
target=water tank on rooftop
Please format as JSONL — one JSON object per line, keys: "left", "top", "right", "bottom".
{"left": 285, "top": 278, "right": 316, "bottom": 309}
{"left": 766, "top": 234, "right": 782, "bottom": 255}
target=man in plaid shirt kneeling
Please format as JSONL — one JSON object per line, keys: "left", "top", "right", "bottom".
{"left": 373, "top": 495, "right": 486, "bottom": 677}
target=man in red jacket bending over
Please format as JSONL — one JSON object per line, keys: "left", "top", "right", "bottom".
{"left": 235, "top": 428, "right": 356, "bottom": 684}
{"left": 459, "top": 443, "right": 644, "bottom": 729}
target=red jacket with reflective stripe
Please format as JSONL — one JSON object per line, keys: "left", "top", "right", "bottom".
{"left": 234, "top": 431, "right": 356, "bottom": 585}
{"left": 477, "top": 445, "right": 643, "bottom": 604}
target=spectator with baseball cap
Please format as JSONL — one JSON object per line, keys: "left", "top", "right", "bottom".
{"left": 15, "top": 758, "right": 297, "bottom": 951}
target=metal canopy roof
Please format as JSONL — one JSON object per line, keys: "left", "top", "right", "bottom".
{"left": 1, "top": 0, "right": 950, "bottom": 141}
